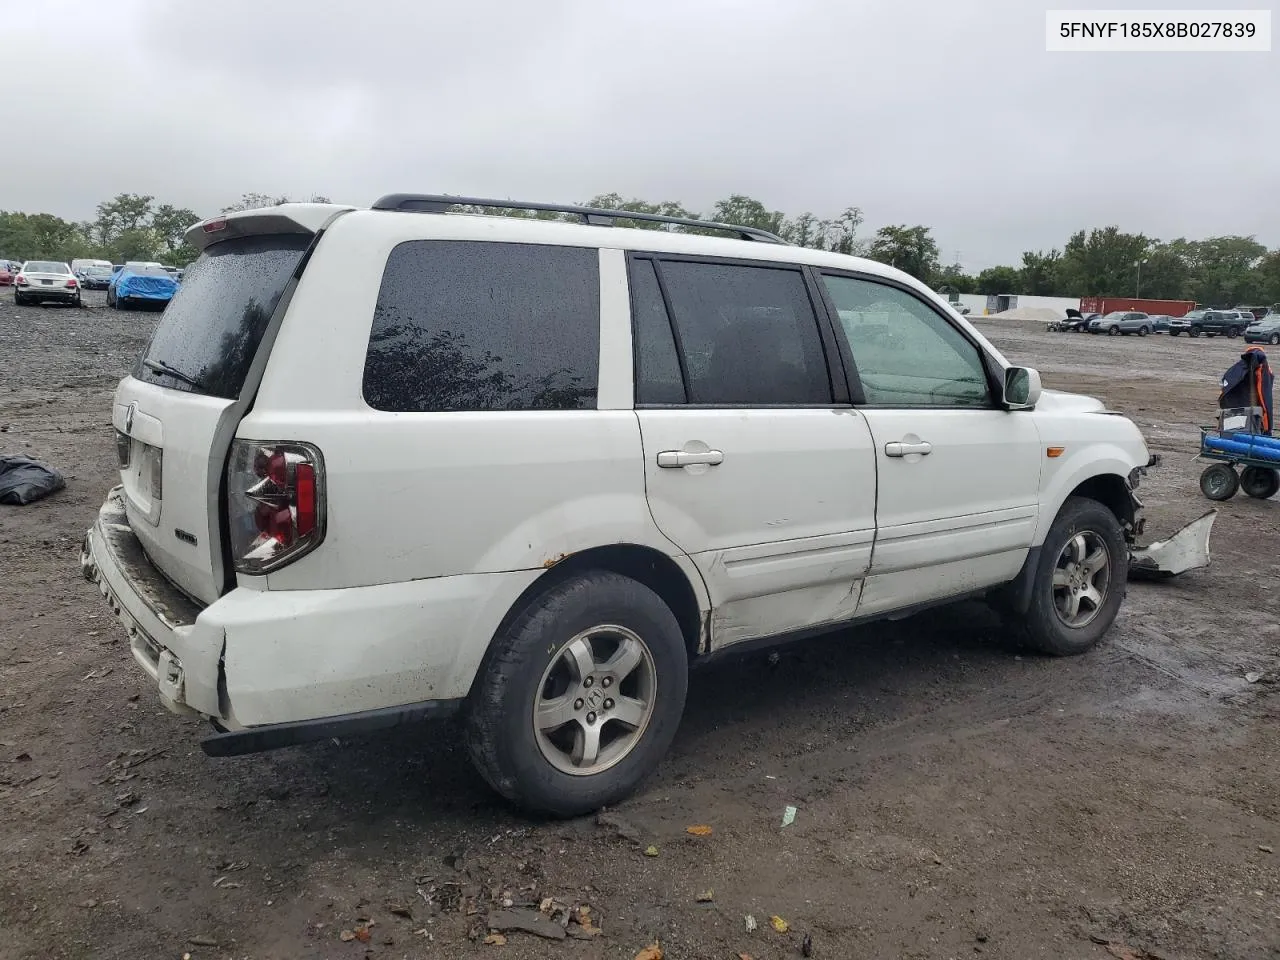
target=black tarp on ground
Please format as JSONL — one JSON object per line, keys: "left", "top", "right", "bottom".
{"left": 0, "top": 456, "right": 66, "bottom": 505}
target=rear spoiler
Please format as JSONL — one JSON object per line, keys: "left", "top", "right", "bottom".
{"left": 184, "top": 203, "right": 357, "bottom": 252}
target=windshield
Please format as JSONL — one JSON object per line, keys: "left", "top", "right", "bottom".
{"left": 1102, "top": 312, "right": 1128, "bottom": 319}
{"left": 135, "top": 233, "right": 310, "bottom": 400}
{"left": 25, "top": 261, "right": 68, "bottom": 273}
{"left": 1183, "top": 311, "right": 1205, "bottom": 320}
{"left": 124, "top": 265, "right": 172, "bottom": 277}
{"left": 85, "top": 266, "right": 113, "bottom": 277}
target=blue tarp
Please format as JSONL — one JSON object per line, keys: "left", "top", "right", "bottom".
{"left": 115, "top": 271, "right": 179, "bottom": 301}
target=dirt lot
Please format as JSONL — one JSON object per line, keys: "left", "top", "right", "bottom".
{"left": 2, "top": 296, "right": 1278, "bottom": 960}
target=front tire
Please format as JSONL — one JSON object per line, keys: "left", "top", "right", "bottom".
{"left": 465, "top": 571, "right": 689, "bottom": 817}
{"left": 1018, "top": 497, "right": 1127, "bottom": 656}
{"left": 1190, "top": 327, "right": 1202, "bottom": 338}
{"left": 1108, "top": 326, "right": 1120, "bottom": 336}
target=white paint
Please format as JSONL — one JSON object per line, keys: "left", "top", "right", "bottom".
{"left": 88, "top": 204, "right": 1157, "bottom": 733}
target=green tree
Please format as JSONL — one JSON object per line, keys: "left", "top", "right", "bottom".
{"left": 709, "top": 195, "right": 787, "bottom": 236}
{"left": 150, "top": 204, "right": 201, "bottom": 254}
{"left": 867, "top": 225, "right": 940, "bottom": 282}
{"left": 1019, "top": 250, "right": 1061, "bottom": 295}
{"left": 1256, "top": 249, "right": 1280, "bottom": 304}
{"left": 975, "top": 265, "right": 1021, "bottom": 295}
{"left": 1056, "top": 227, "right": 1151, "bottom": 296}
{"left": 94, "top": 193, "right": 155, "bottom": 242}
{"left": 1133, "top": 241, "right": 1190, "bottom": 301}
{"left": 934, "top": 263, "right": 976, "bottom": 294}
{"left": 1184, "top": 235, "right": 1267, "bottom": 306}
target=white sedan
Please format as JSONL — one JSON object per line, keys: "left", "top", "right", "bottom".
{"left": 14, "top": 260, "right": 82, "bottom": 307}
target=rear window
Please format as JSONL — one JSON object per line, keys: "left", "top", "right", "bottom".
{"left": 26, "top": 261, "right": 67, "bottom": 273}
{"left": 136, "top": 234, "right": 310, "bottom": 400}
{"left": 362, "top": 240, "right": 600, "bottom": 412}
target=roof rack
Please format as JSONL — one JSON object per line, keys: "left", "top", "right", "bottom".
{"left": 369, "top": 193, "right": 789, "bottom": 244}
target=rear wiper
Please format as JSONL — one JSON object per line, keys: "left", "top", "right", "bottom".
{"left": 143, "top": 357, "right": 206, "bottom": 391}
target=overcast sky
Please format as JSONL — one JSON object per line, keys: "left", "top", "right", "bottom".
{"left": 2, "top": 0, "right": 1275, "bottom": 269}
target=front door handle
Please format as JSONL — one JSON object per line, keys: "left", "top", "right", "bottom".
{"left": 884, "top": 440, "right": 933, "bottom": 458}
{"left": 657, "top": 449, "right": 724, "bottom": 468}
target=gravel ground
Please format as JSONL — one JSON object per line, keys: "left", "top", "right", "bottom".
{"left": 1, "top": 294, "right": 1278, "bottom": 960}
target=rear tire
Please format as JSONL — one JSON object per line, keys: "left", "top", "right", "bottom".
{"left": 465, "top": 570, "right": 689, "bottom": 817}
{"left": 1190, "top": 327, "right": 1202, "bottom": 338}
{"left": 1138, "top": 326, "right": 1150, "bottom": 337}
{"left": 1017, "top": 497, "right": 1127, "bottom": 656}
{"left": 1227, "top": 326, "right": 1240, "bottom": 338}
{"left": 1269, "top": 333, "right": 1279, "bottom": 346}
{"left": 1240, "top": 466, "right": 1280, "bottom": 500}
{"left": 1200, "top": 463, "right": 1239, "bottom": 501}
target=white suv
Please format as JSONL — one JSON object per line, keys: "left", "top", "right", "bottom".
{"left": 83, "top": 195, "right": 1156, "bottom": 816}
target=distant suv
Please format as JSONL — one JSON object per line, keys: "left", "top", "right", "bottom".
{"left": 1169, "top": 310, "right": 1246, "bottom": 338}
{"left": 82, "top": 196, "right": 1156, "bottom": 815}
{"left": 1244, "top": 314, "right": 1280, "bottom": 345}
{"left": 1089, "top": 311, "right": 1151, "bottom": 336}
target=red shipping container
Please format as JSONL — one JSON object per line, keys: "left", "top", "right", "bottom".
{"left": 1079, "top": 297, "right": 1196, "bottom": 318}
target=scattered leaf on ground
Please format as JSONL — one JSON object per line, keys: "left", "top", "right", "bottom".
{"left": 738, "top": 954, "right": 755, "bottom": 960}
{"left": 634, "top": 944, "right": 663, "bottom": 960}
{"left": 1245, "top": 671, "right": 1263, "bottom": 683}
{"left": 686, "top": 824, "right": 713, "bottom": 836}
{"left": 483, "top": 933, "right": 507, "bottom": 945}
{"left": 769, "top": 915, "right": 789, "bottom": 933}
{"left": 695, "top": 889, "right": 714, "bottom": 902}
{"left": 744, "top": 914, "right": 757, "bottom": 933}
{"left": 1105, "top": 944, "right": 1168, "bottom": 960}
{"left": 353, "top": 925, "right": 371, "bottom": 943}
{"left": 186, "top": 935, "right": 218, "bottom": 947}
{"left": 339, "top": 930, "right": 356, "bottom": 942}
{"left": 644, "top": 845, "right": 659, "bottom": 857}
{"left": 1259, "top": 844, "right": 1274, "bottom": 854}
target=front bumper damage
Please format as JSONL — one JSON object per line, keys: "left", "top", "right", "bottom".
{"left": 1126, "top": 453, "right": 1217, "bottom": 580}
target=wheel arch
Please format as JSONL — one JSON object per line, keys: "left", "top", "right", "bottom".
{"left": 466, "top": 543, "right": 710, "bottom": 701}
{"left": 1000, "top": 470, "right": 1137, "bottom": 616}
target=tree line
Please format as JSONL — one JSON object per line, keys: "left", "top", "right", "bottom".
{"left": 0, "top": 192, "right": 329, "bottom": 268}
{"left": 3, "top": 191, "right": 1277, "bottom": 307}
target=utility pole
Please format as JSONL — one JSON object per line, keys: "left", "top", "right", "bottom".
{"left": 1135, "top": 258, "right": 1149, "bottom": 298}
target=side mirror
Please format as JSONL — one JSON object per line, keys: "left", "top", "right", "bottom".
{"left": 1003, "top": 366, "right": 1042, "bottom": 410}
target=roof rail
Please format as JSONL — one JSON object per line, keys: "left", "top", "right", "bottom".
{"left": 369, "top": 193, "right": 790, "bottom": 244}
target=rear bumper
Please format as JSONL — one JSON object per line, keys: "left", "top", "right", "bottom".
{"left": 83, "top": 487, "right": 537, "bottom": 750}
{"left": 20, "top": 286, "right": 77, "bottom": 299}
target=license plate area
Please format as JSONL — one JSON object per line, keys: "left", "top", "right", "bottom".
{"left": 122, "top": 439, "right": 163, "bottom": 525}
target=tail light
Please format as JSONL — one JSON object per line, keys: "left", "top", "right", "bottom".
{"left": 15, "top": 275, "right": 27, "bottom": 286}
{"left": 66, "top": 278, "right": 78, "bottom": 288}
{"left": 227, "top": 440, "right": 326, "bottom": 574}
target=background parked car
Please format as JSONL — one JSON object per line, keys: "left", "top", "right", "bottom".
{"left": 1244, "top": 315, "right": 1280, "bottom": 345}
{"left": 1146, "top": 315, "right": 1173, "bottom": 333}
{"left": 14, "top": 261, "right": 81, "bottom": 307}
{"left": 77, "top": 265, "right": 115, "bottom": 290}
{"left": 1089, "top": 311, "right": 1153, "bottom": 336}
{"left": 106, "top": 263, "right": 179, "bottom": 310}
{"left": 1168, "top": 310, "right": 1246, "bottom": 338}
{"left": 0, "top": 262, "right": 12, "bottom": 287}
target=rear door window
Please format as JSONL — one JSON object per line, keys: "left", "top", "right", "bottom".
{"left": 641, "top": 259, "right": 832, "bottom": 406}
{"left": 362, "top": 241, "right": 600, "bottom": 412}
{"left": 136, "top": 234, "right": 310, "bottom": 400}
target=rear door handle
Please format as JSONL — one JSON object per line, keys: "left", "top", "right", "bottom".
{"left": 657, "top": 449, "right": 724, "bottom": 468}
{"left": 884, "top": 440, "right": 933, "bottom": 458}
